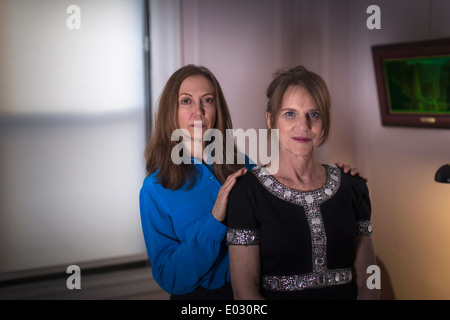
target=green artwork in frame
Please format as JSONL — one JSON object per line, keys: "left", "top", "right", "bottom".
{"left": 383, "top": 56, "right": 450, "bottom": 115}
{"left": 373, "top": 38, "right": 450, "bottom": 128}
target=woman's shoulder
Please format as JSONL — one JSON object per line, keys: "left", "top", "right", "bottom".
{"left": 140, "top": 171, "right": 167, "bottom": 203}
{"left": 332, "top": 164, "right": 369, "bottom": 193}
{"left": 228, "top": 166, "right": 254, "bottom": 187}
{"left": 230, "top": 166, "right": 267, "bottom": 196}
{"left": 141, "top": 170, "right": 176, "bottom": 196}
{"left": 142, "top": 170, "right": 160, "bottom": 188}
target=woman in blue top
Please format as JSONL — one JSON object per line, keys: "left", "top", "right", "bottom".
{"left": 140, "top": 65, "right": 250, "bottom": 299}
{"left": 139, "top": 64, "right": 364, "bottom": 300}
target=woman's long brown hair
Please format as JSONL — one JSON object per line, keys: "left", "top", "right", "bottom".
{"left": 144, "top": 65, "right": 244, "bottom": 190}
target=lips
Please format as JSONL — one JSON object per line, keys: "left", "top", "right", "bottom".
{"left": 292, "top": 137, "right": 312, "bottom": 143}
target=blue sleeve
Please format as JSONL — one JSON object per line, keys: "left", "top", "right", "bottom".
{"left": 139, "top": 181, "right": 227, "bottom": 295}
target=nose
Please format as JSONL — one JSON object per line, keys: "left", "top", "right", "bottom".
{"left": 296, "top": 114, "right": 311, "bottom": 130}
{"left": 193, "top": 100, "right": 205, "bottom": 118}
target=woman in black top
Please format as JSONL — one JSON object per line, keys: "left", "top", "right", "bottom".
{"left": 227, "top": 66, "right": 379, "bottom": 300}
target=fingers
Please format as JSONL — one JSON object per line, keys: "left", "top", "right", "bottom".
{"left": 221, "top": 167, "right": 247, "bottom": 193}
{"left": 335, "top": 162, "right": 368, "bottom": 182}
{"left": 232, "top": 167, "right": 248, "bottom": 177}
{"left": 335, "top": 162, "right": 350, "bottom": 173}
{"left": 223, "top": 167, "right": 246, "bottom": 184}
{"left": 224, "top": 167, "right": 248, "bottom": 184}
{"left": 360, "top": 174, "right": 369, "bottom": 183}
{"left": 217, "top": 168, "right": 247, "bottom": 202}
{"left": 336, "top": 162, "right": 359, "bottom": 175}
{"left": 346, "top": 167, "right": 367, "bottom": 181}
{"left": 212, "top": 167, "right": 248, "bottom": 222}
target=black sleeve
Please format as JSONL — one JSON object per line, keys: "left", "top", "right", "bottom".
{"left": 354, "top": 177, "right": 373, "bottom": 236}
{"left": 226, "top": 172, "right": 260, "bottom": 245}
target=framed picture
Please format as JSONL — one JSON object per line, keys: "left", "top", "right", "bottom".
{"left": 372, "top": 38, "right": 450, "bottom": 128}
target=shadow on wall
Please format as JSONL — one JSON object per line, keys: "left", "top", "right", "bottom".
{"left": 376, "top": 256, "right": 396, "bottom": 300}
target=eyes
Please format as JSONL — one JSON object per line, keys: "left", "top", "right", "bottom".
{"left": 283, "top": 110, "right": 321, "bottom": 121}
{"left": 179, "top": 96, "right": 214, "bottom": 106}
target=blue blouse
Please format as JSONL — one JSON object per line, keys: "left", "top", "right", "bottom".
{"left": 139, "top": 158, "right": 255, "bottom": 295}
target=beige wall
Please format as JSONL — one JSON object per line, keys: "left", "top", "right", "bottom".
{"left": 176, "top": 0, "right": 450, "bottom": 299}
{"left": 319, "top": 0, "right": 450, "bottom": 300}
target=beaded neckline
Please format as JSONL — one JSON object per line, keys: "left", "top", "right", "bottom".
{"left": 251, "top": 164, "right": 341, "bottom": 207}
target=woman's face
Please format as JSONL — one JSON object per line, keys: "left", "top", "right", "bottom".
{"left": 267, "top": 86, "right": 323, "bottom": 160}
{"left": 177, "top": 75, "right": 216, "bottom": 141}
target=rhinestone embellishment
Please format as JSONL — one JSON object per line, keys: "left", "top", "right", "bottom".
{"left": 283, "top": 191, "right": 292, "bottom": 200}
{"left": 252, "top": 164, "right": 350, "bottom": 292}
{"left": 227, "top": 229, "right": 260, "bottom": 246}
{"left": 229, "top": 165, "right": 368, "bottom": 292}
{"left": 356, "top": 220, "right": 373, "bottom": 236}
{"left": 262, "top": 269, "right": 353, "bottom": 291}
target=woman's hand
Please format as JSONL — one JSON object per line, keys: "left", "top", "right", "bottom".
{"left": 211, "top": 167, "right": 247, "bottom": 222}
{"left": 336, "top": 163, "right": 368, "bottom": 182}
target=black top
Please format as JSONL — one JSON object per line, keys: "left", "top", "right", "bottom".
{"left": 227, "top": 164, "right": 372, "bottom": 300}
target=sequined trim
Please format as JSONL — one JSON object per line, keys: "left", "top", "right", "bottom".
{"left": 262, "top": 269, "right": 352, "bottom": 292}
{"left": 253, "top": 165, "right": 341, "bottom": 280}
{"left": 253, "top": 165, "right": 349, "bottom": 291}
{"left": 227, "top": 229, "right": 260, "bottom": 245}
{"left": 356, "top": 220, "right": 373, "bottom": 236}
{"left": 253, "top": 165, "right": 341, "bottom": 207}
